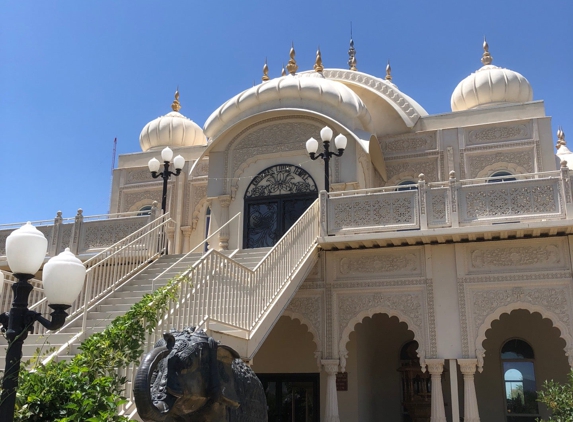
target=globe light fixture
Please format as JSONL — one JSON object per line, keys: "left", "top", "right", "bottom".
{"left": 0, "top": 223, "right": 86, "bottom": 422}
{"left": 305, "top": 126, "right": 347, "bottom": 192}
{"left": 148, "top": 146, "right": 185, "bottom": 213}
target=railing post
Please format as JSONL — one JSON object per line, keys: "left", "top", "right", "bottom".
{"left": 560, "top": 160, "right": 573, "bottom": 218}
{"left": 418, "top": 173, "right": 428, "bottom": 230}
{"left": 449, "top": 171, "right": 460, "bottom": 228}
{"left": 69, "top": 208, "right": 84, "bottom": 254}
{"left": 319, "top": 190, "right": 328, "bottom": 237}
{"left": 48, "top": 211, "right": 63, "bottom": 257}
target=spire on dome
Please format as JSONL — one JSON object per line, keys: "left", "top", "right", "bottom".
{"left": 286, "top": 43, "right": 298, "bottom": 75}
{"left": 385, "top": 60, "right": 392, "bottom": 81}
{"left": 262, "top": 58, "right": 270, "bottom": 82}
{"left": 314, "top": 47, "right": 324, "bottom": 73}
{"left": 481, "top": 37, "right": 493, "bottom": 66}
{"left": 348, "top": 25, "right": 357, "bottom": 70}
{"left": 557, "top": 126, "right": 566, "bottom": 149}
{"left": 171, "top": 89, "right": 181, "bottom": 112}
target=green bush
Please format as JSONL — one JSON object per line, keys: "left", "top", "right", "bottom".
{"left": 537, "top": 370, "right": 573, "bottom": 422}
{"left": 1, "top": 273, "right": 184, "bottom": 422}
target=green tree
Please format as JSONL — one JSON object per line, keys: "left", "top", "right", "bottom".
{"left": 537, "top": 370, "right": 573, "bottom": 422}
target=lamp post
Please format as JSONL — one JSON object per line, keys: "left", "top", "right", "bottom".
{"left": 0, "top": 223, "right": 86, "bottom": 422}
{"left": 147, "top": 146, "right": 185, "bottom": 213}
{"left": 305, "top": 126, "right": 347, "bottom": 192}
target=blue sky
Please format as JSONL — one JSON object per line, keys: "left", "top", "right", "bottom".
{"left": 1, "top": 1, "right": 571, "bottom": 223}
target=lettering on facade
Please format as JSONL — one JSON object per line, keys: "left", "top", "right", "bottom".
{"left": 336, "top": 372, "right": 348, "bottom": 391}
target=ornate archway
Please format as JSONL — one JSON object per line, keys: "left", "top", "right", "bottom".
{"left": 244, "top": 164, "right": 317, "bottom": 248}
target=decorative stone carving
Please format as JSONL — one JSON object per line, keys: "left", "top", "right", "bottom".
{"left": 467, "top": 124, "right": 529, "bottom": 145}
{"left": 380, "top": 131, "right": 437, "bottom": 155}
{"left": 338, "top": 252, "right": 420, "bottom": 276}
{"left": 427, "top": 188, "right": 449, "bottom": 227}
{"left": 385, "top": 157, "right": 439, "bottom": 184}
{"left": 328, "top": 191, "right": 418, "bottom": 234}
{"left": 321, "top": 359, "right": 341, "bottom": 422}
{"left": 285, "top": 296, "right": 322, "bottom": 350}
{"left": 458, "top": 359, "right": 481, "bottom": 422}
{"left": 126, "top": 168, "right": 155, "bottom": 184}
{"left": 425, "top": 359, "right": 447, "bottom": 422}
{"left": 470, "top": 244, "right": 561, "bottom": 269}
{"left": 466, "top": 148, "right": 534, "bottom": 179}
{"left": 120, "top": 188, "right": 163, "bottom": 213}
{"left": 80, "top": 218, "right": 149, "bottom": 251}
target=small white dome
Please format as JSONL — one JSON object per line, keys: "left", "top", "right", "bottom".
{"left": 451, "top": 42, "right": 533, "bottom": 112}
{"left": 139, "top": 92, "right": 206, "bottom": 152}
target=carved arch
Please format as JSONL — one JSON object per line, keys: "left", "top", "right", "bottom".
{"left": 128, "top": 198, "right": 156, "bottom": 213}
{"left": 476, "top": 162, "right": 528, "bottom": 179}
{"left": 338, "top": 307, "right": 426, "bottom": 372}
{"left": 386, "top": 171, "right": 420, "bottom": 187}
{"left": 282, "top": 310, "right": 322, "bottom": 353}
{"left": 475, "top": 302, "right": 573, "bottom": 371}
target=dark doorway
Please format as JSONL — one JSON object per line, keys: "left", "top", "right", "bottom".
{"left": 244, "top": 165, "right": 317, "bottom": 249}
{"left": 257, "top": 373, "right": 320, "bottom": 422}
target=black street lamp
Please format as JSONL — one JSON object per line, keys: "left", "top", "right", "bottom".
{"left": 0, "top": 223, "right": 86, "bottom": 422}
{"left": 306, "top": 126, "right": 347, "bottom": 192}
{"left": 147, "top": 146, "right": 185, "bottom": 213}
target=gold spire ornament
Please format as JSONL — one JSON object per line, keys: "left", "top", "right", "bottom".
{"left": 348, "top": 37, "right": 357, "bottom": 70}
{"left": 385, "top": 60, "right": 392, "bottom": 81}
{"left": 171, "top": 89, "right": 181, "bottom": 112}
{"left": 286, "top": 43, "right": 298, "bottom": 75}
{"left": 556, "top": 126, "right": 566, "bottom": 149}
{"left": 281, "top": 64, "right": 286, "bottom": 77}
{"left": 262, "top": 58, "right": 270, "bottom": 82}
{"left": 314, "top": 47, "right": 324, "bottom": 73}
{"left": 481, "top": 37, "right": 493, "bottom": 66}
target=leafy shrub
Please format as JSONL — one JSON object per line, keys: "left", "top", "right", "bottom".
{"left": 537, "top": 370, "right": 573, "bottom": 422}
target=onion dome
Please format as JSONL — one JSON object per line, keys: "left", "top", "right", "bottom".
{"left": 451, "top": 40, "right": 533, "bottom": 112}
{"left": 139, "top": 90, "right": 206, "bottom": 152}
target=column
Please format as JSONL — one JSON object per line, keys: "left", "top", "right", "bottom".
{"left": 218, "top": 195, "right": 231, "bottom": 250}
{"left": 458, "top": 359, "right": 480, "bottom": 422}
{"left": 166, "top": 224, "right": 176, "bottom": 255}
{"left": 426, "top": 359, "right": 447, "bottom": 422}
{"left": 180, "top": 226, "right": 193, "bottom": 254}
{"left": 321, "top": 359, "right": 340, "bottom": 422}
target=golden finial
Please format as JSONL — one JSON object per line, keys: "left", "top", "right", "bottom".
{"left": 481, "top": 37, "right": 493, "bottom": 66}
{"left": 286, "top": 43, "right": 298, "bottom": 75}
{"left": 348, "top": 30, "right": 357, "bottom": 70}
{"left": 314, "top": 47, "right": 324, "bottom": 73}
{"left": 171, "top": 88, "right": 181, "bottom": 112}
{"left": 281, "top": 64, "right": 286, "bottom": 77}
{"left": 385, "top": 60, "right": 392, "bottom": 81}
{"left": 556, "top": 126, "right": 566, "bottom": 149}
{"left": 350, "top": 55, "right": 357, "bottom": 71}
{"left": 262, "top": 58, "right": 270, "bottom": 82}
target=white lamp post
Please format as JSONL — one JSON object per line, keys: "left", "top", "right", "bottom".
{"left": 148, "top": 146, "right": 185, "bottom": 213}
{"left": 0, "top": 223, "right": 86, "bottom": 422}
{"left": 305, "top": 126, "right": 347, "bottom": 191}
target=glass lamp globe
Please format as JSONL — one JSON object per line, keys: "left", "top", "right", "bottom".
{"left": 306, "top": 137, "right": 319, "bottom": 154}
{"left": 6, "top": 222, "right": 48, "bottom": 275}
{"left": 42, "top": 248, "right": 86, "bottom": 306}
{"left": 173, "top": 155, "right": 185, "bottom": 170}
{"left": 161, "top": 147, "right": 174, "bottom": 162}
{"left": 334, "top": 134, "right": 347, "bottom": 150}
{"left": 148, "top": 157, "right": 161, "bottom": 173}
{"left": 320, "top": 126, "right": 333, "bottom": 142}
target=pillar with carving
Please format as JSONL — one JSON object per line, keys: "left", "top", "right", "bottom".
{"left": 458, "top": 359, "right": 480, "bottom": 422}
{"left": 426, "top": 359, "right": 447, "bottom": 422}
{"left": 321, "top": 359, "right": 340, "bottom": 422}
{"left": 180, "top": 226, "right": 192, "bottom": 254}
{"left": 218, "top": 195, "right": 231, "bottom": 250}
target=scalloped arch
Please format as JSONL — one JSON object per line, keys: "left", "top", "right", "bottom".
{"left": 475, "top": 302, "right": 573, "bottom": 371}
{"left": 338, "top": 307, "right": 426, "bottom": 369}
{"left": 386, "top": 171, "right": 420, "bottom": 187}
{"left": 282, "top": 310, "right": 322, "bottom": 352}
{"left": 476, "top": 162, "right": 528, "bottom": 179}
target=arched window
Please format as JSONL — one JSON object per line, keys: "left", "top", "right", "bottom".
{"left": 137, "top": 205, "right": 153, "bottom": 216}
{"left": 501, "top": 339, "right": 538, "bottom": 421}
{"left": 396, "top": 180, "right": 418, "bottom": 191}
{"left": 489, "top": 171, "right": 517, "bottom": 183}
{"left": 244, "top": 165, "right": 317, "bottom": 249}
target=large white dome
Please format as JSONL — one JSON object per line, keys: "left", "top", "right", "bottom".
{"left": 139, "top": 91, "right": 206, "bottom": 152}
{"left": 451, "top": 42, "right": 533, "bottom": 112}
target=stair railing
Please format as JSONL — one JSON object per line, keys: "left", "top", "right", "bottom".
{"left": 23, "top": 213, "right": 172, "bottom": 336}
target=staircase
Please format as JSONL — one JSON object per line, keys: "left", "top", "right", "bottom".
{"left": 0, "top": 200, "right": 320, "bottom": 419}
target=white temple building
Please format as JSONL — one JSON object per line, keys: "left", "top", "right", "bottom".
{"left": 2, "top": 39, "right": 573, "bottom": 422}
